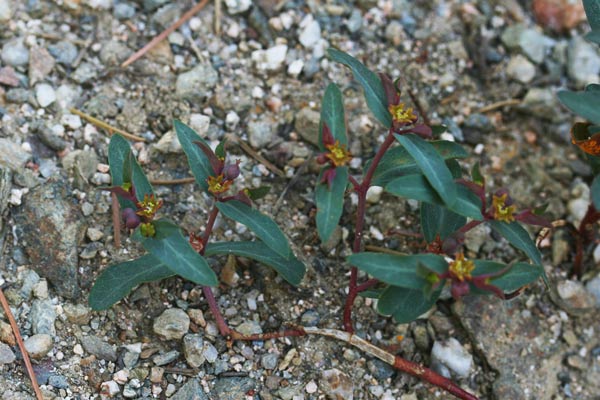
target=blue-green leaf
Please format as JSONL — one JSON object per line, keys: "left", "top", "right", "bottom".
{"left": 108, "top": 134, "right": 153, "bottom": 205}
{"left": 320, "top": 83, "right": 347, "bottom": 150}
{"left": 205, "top": 241, "right": 305, "bottom": 286}
{"left": 370, "top": 140, "right": 468, "bottom": 186}
{"left": 420, "top": 203, "right": 466, "bottom": 243}
{"left": 316, "top": 167, "right": 348, "bottom": 242}
{"left": 472, "top": 260, "right": 545, "bottom": 293}
{"left": 141, "top": 219, "right": 218, "bottom": 286}
{"left": 488, "top": 220, "right": 542, "bottom": 265}
{"left": 386, "top": 174, "right": 482, "bottom": 220}
{"left": 174, "top": 120, "right": 213, "bottom": 193}
{"left": 348, "top": 252, "right": 447, "bottom": 289}
{"left": 327, "top": 48, "right": 392, "bottom": 128}
{"left": 89, "top": 255, "right": 174, "bottom": 310}
{"left": 584, "top": 0, "right": 600, "bottom": 44}
{"left": 216, "top": 200, "right": 292, "bottom": 258}
{"left": 394, "top": 134, "right": 457, "bottom": 207}
{"left": 557, "top": 90, "right": 600, "bottom": 125}
{"left": 378, "top": 285, "right": 443, "bottom": 324}
{"left": 592, "top": 174, "right": 600, "bottom": 210}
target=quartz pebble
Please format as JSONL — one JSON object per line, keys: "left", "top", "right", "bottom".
{"left": 431, "top": 338, "right": 473, "bottom": 377}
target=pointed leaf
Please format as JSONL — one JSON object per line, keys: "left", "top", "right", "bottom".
{"left": 558, "top": 90, "right": 600, "bottom": 125}
{"left": 386, "top": 174, "right": 483, "bottom": 220}
{"left": 348, "top": 252, "right": 447, "bottom": 289}
{"left": 141, "top": 219, "right": 218, "bottom": 286}
{"left": 395, "top": 134, "right": 457, "bottom": 207}
{"left": 205, "top": 241, "right": 305, "bottom": 286}
{"left": 108, "top": 134, "right": 153, "bottom": 206}
{"left": 129, "top": 152, "right": 153, "bottom": 201}
{"left": 316, "top": 167, "right": 348, "bottom": 242}
{"left": 421, "top": 203, "right": 466, "bottom": 243}
{"left": 584, "top": 0, "right": 600, "bottom": 44}
{"left": 89, "top": 255, "right": 174, "bottom": 310}
{"left": 488, "top": 220, "right": 542, "bottom": 265}
{"left": 216, "top": 200, "right": 292, "bottom": 258}
{"left": 327, "top": 48, "right": 392, "bottom": 128}
{"left": 246, "top": 186, "right": 270, "bottom": 201}
{"left": 319, "top": 83, "right": 347, "bottom": 150}
{"left": 174, "top": 120, "right": 213, "bottom": 192}
{"left": 378, "top": 285, "right": 443, "bottom": 324}
{"left": 472, "top": 260, "right": 545, "bottom": 293}
{"left": 592, "top": 174, "right": 600, "bottom": 210}
{"left": 370, "top": 140, "right": 468, "bottom": 186}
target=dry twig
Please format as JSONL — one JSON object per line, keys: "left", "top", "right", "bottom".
{"left": 69, "top": 108, "right": 146, "bottom": 142}
{"left": 149, "top": 177, "right": 196, "bottom": 185}
{"left": 121, "top": 0, "right": 211, "bottom": 68}
{"left": 0, "top": 288, "right": 44, "bottom": 400}
{"left": 476, "top": 99, "right": 521, "bottom": 113}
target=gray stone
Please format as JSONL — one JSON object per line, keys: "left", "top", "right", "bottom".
{"left": 501, "top": 24, "right": 552, "bottom": 64}
{"left": 28, "top": 46, "right": 55, "bottom": 85}
{"left": 519, "top": 88, "right": 562, "bottom": 122}
{"left": 152, "top": 350, "right": 180, "bottom": 366}
{"left": 48, "top": 375, "right": 68, "bottom": 389}
{"left": 24, "top": 334, "right": 53, "bottom": 359}
{"left": 5, "top": 88, "right": 30, "bottom": 104}
{"left": 247, "top": 117, "right": 276, "bottom": 149}
{"left": 0, "top": 138, "right": 30, "bottom": 171}
{"left": 48, "top": 41, "right": 79, "bottom": 66}
{"left": 212, "top": 377, "right": 255, "bottom": 400}
{"left": 0, "top": 342, "right": 15, "bottom": 364}
{"left": 35, "top": 83, "right": 56, "bottom": 108}
{"left": 454, "top": 296, "right": 562, "bottom": 399}
{"left": 1, "top": 38, "right": 29, "bottom": 67}
{"left": 235, "top": 320, "right": 262, "bottom": 336}
{"left": 294, "top": 108, "right": 320, "bottom": 146}
{"left": 12, "top": 177, "right": 83, "bottom": 298}
{"left": 30, "top": 299, "right": 56, "bottom": 336}
{"left": 80, "top": 242, "right": 102, "bottom": 259}
{"left": 0, "top": 0, "right": 15, "bottom": 22}
{"left": 32, "top": 121, "right": 67, "bottom": 151}
{"left": 19, "top": 269, "right": 40, "bottom": 299}
{"left": 506, "top": 54, "right": 536, "bottom": 84}
{"left": 346, "top": 9, "right": 362, "bottom": 33}
{"left": 114, "top": 2, "right": 136, "bottom": 19}
{"left": 143, "top": 0, "right": 168, "bottom": 11}
{"left": 557, "top": 280, "right": 596, "bottom": 309}
{"left": 182, "top": 334, "right": 205, "bottom": 368}
{"left": 152, "top": 3, "right": 183, "bottom": 29}
{"left": 367, "top": 359, "right": 395, "bottom": 380}
{"left": 170, "top": 379, "right": 208, "bottom": 400}
{"left": 99, "top": 40, "right": 130, "bottom": 66}
{"left": 261, "top": 353, "right": 278, "bottom": 370}
{"left": 175, "top": 63, "right": 219, "bottom": 102}
{"left": 585, "top": 274, "right": 600, "bottom": 307}
{"left": 123, "top": 351, "right": 139, "bottom": 369}
{"left": 61, "top": 149, "right": 99, "bottom": 184}
{"left": 153, "top": 308, "right": 190, "bottom": 340}
{"left": 202, "top": 342, "right": 218, "bottom": 363}
{"left": 72, "top": 62, "right": 98, "bottom": 84}
{"left": 567, "top": 36, "right": 600, "bottom": 87}
{"left": 431, "top": 338, "right": 473, "bottom": 377}
{"left": 320, "top": 368, "right": 353, "bottom": 400}
{"left": 80, "top": 336, "right": 117, "bottom": 361}
{"left": 55, "top": 84, "right": 83, "bottom": 110}
{"left": 63, "top": 303, "right": 91, "bottom": 325}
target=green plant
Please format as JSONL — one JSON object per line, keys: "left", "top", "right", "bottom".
{"left": 557, "top": 0, "right": 600, "bottom": 277}
{"left": 88, "top": 47, "right": 552, "bottom": 400}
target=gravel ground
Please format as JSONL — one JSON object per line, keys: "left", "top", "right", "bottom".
{"left": 1, "top": 0, "right": 600, "bottom": 399}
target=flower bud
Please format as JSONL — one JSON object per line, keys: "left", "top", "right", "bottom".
{"left": 222, "top": 163, "right": 240, "bottom": 180}
{"left": 316, "top": 153, "right": 328, "bottom": 164}
{"left": 121, "top": 208, "right": 141, "bottom": 229}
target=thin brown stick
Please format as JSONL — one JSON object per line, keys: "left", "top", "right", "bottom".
{"left": 69, "top": 108, "right": 146, "bottom": 142}
{"left": 364, "top": 245, "right": 407, "bottom": 256}
{"left": 111, "top": 193, "right": 121, "bottom": 249}
{"left": 476, "top": 99, "right": 521, "bottom": 113}
{"left": 214, "top": 0, "right": 222, "bottom": 34}
{"left": 149, "top": 177, "right": 196, "bottom": 185}
{"left": 0, "top": 288, "right": 44, "bottom": 400}
{"left": 229, "top": 136, "right": 285, "bottom": 177}
{"left": 121, "top": 0, "right": 211, "bottom": 68}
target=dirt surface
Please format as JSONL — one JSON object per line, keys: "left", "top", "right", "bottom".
{"left": 1, "top": 0, "right": 600, "bottom": 399}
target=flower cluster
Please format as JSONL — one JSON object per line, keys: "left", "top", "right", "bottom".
{"left": 105, "top": 182, "right": 164, "bottom": 237}
{"left": 316, "top": 123, "right": 352, "bottom": 187}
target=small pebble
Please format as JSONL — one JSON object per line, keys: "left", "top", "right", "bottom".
{"left": 24, "top": 334, "right": 53, "bottom": 359}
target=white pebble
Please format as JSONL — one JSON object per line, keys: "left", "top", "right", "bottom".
{"left": 61, "top": 114, "right": 82, "bottom": 129}
{"left": 366, "top": 186, "right": 383, "bottom": 203}
{"left": 305, "top": 380, "right": 318, "bottom": 394}
{"left": 101, "top": 381, "right": 120, "bottom": 396}
{"left": 431, "top": 338, "right": 473, "bottom": 377}
{"left": 287, "top": 59, "right": 304, "bottom": 77}
{"left": 35, "top": 83, "right": 57, "bottom": 108}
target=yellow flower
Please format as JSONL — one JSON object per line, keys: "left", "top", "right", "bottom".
{"left": 136, "top": 194, "right": 163, "bottom": 219}
{"left": 388, "top": 103, "right": 417, "bottom": 124}
{"left": 140, "top": 222, "right": 156, "bottom": 237}
{"left": 492, "top": 193, "right": 516, "bottom": 223}
{"left": 449, "top": 253, "right": 475, "bottom": 282}
{"left": 325, "top": 141, "right": 352, "bottom": 167}
{"left": 207, "top": 174, "right": 232, "bottom": 195}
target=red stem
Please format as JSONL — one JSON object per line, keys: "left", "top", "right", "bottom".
{"left": 355, "top": 278, "right": 379, "bottom": 293}
{"left": 394, "top": 356, "right": 478, "bottom": 400}
{"left": 574, "top": 203, "right": 600, "bottom": 277}
{"left": 343, "top": 131, "right": 397, "bottom": 332}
